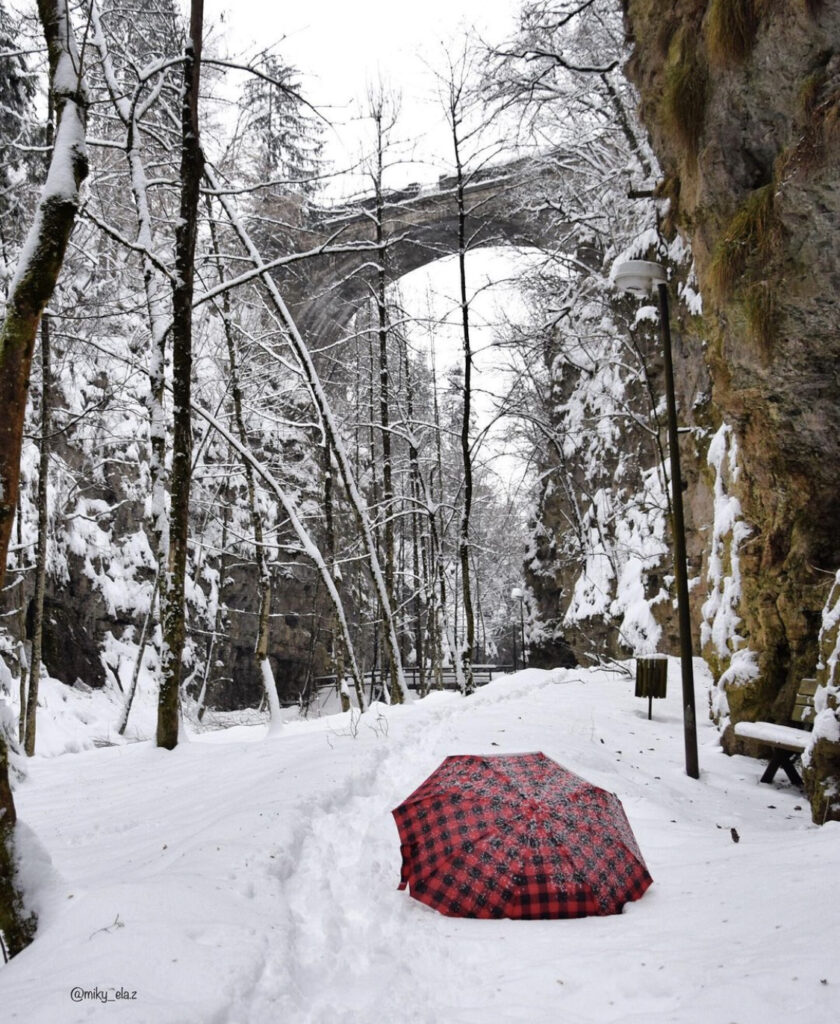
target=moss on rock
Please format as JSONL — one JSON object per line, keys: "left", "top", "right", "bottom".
{"left": 709, "top": 184, "right": 781, "bottom": 300}
{"left": 706, "top": 0, "right": 761, "bottom": 66}
{"left": 742, "top": 280, "right": 778, "bottom": 353}
{"left": 661, "top": 27, "right": 709, "bottom": 160}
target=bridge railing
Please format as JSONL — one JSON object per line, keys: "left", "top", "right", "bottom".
{"left": 311, "top": 663, "right": 513, "bottom": 697}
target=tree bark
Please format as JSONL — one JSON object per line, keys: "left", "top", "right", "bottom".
{"left": 401, "top": 337, "right": 427, "bottom": 695}
{"left": 0, "top": 0, "right": 88, "bottom": 587}
{"left": 323, "top": 443, "right": 351, "bottom": 712}
{"left": 157, "top": 0, "right": 204, "bottom": 749}
{"left": 369, "top": 103, "right": 401, "bottom": 705}
{"left": 429, "top": 331, "right": 449, "bottom": 691}
{"left": 23, "top": 314, "right": 52, "bottom": 756}
{"left": 16, "top": 488, "right": 29, "bottom": 745}
{"left": 452, "top": 112, "right": 476, "bottom": 696}
{"left": 0, "top": 728, "right": 36, "bottom": 958}
{"left": 0, "top": 0, "right": 88, "bottom": 959}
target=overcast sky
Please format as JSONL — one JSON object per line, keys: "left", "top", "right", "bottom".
{"left": 201, "top": 0, "right": 536, "bottom": 489}
{"left": 204, "top": 0, "right": 522, "bottom": 187}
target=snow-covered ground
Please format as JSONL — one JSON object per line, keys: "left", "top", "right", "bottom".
{"left": 2, "top": 661, "right": 839, "bottom": 1023}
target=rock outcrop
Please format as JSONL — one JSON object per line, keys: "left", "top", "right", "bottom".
{"left": 623, "top": 0, "right": 840, "bottom": 819}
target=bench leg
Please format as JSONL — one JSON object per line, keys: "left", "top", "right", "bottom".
{"left": 760, "top": 750, "right": 803, "bottom": 787}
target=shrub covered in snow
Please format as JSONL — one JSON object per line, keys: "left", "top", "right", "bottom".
{"left": 803, "top": 571, "right": 840, "bottom": 822}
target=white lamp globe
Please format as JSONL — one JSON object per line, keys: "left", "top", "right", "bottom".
{"left": 613, "top": 259, "right": 667, "bottom": 297}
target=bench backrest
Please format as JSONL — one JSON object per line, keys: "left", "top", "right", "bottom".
{"left": 792, "top": 678, "right": 818, "bottom": 726}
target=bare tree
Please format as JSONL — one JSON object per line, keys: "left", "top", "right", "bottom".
{"left": 22, "top": 313, "right": 51, "bottom": 757}
{"left": 156, "top": 0, "right": 205, "bottom": 749}
{"left": 437, "top": 44, "right": 503, "bottom": 694}
{"left": 203, "top": 159, "right": 408, "bottom": 702}
{"left": 0, "top": 0, "right": 89, "bottom": 959}
{"left": 22, "top": 90, "right": 57, "bottom": 758}
{"left": 0, "top": 0, "right": 88, "bottom": 631}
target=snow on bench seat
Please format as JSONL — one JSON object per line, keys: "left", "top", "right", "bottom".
{"left": 733, "top": 721, "right": 810, "bottom": 753}
{"left": 733, "top": 679, "right": 817, "bottom": 786}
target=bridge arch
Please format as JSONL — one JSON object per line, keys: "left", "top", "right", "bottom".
{"left": 281, "top": 160, "right": 577, "bottom": 348}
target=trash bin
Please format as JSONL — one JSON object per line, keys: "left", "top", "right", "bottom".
{"left": 635, "top": 656, "right": 667, "bottom": 719}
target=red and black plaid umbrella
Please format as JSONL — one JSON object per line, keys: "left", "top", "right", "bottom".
{"left": 392, "top": 752, "right": 652, "bottom": 919}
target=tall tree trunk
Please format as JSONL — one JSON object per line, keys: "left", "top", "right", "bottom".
{"left": 370, "top": 106, "right": 400, "bottom": 705}
{"left": 0, "top": 722, "right": 35, "bottom": 958}
{"left": 24, "top": 313, "right": 51, "bottom": 756}
{"left": 0, "top": 0, "right": 88, "bottom": 612}
{"left": 0, "top": 0, "right": 88, "bottom": 959}
{"left": 429, "top": 330, "right": 449, "bottom": 690}
{"left": 20, "top": 84, "right": 57, "bottom": 754}
{"left": 205, "top": 202, "right": 283, "bottom": 730}
{"left": 157, "top": 0, "right": 204, "bottom": 749}
{"left": 117, "top": 570, "right": 159, "bottom": 736}
{"left": 452, "top": 108, "right": 476, "bottom": 697}
{"left": 377, "top": 246, "right": 399, "bottom": 703}
{"left": 403, "top": 337, "right": 426, "bottom": 696}
{"left": 470, "top": 545, "right": 485, "bottom": 663}
{"left": 323, "top": 443, "right": 351, "bottom": 712}
{"left": 366, "top": 321, "right": 388, "bottom": 704}
{"left": 16, "top": 494, "right": 29, "bottom": 745}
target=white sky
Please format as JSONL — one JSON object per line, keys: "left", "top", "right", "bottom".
{"left": 204, "top": 0, "right": 522, "bottom": 187}
{"left": 396, "top": 251, "right": 542, "bottom": 493}
{"left": 202, "top": 0, "right": 537, "bottom": 491}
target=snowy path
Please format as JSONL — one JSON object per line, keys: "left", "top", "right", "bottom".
{"left": 2, "top": 665, "right": 840, "bottom": 1023}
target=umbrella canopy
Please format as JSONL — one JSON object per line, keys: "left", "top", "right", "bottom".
{"left": 392, "top": 752, "right": 652, "bottom": 919}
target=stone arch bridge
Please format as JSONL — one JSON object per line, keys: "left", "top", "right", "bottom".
{"left": 279, "top": 152, "right": 582, "bottom": 347}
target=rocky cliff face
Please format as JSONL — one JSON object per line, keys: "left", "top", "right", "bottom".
{"left": 0, "top": 556, "right": 331, "bottom": 711}
{"left": 623, "top": 0, "right": 840, "bottom": 818}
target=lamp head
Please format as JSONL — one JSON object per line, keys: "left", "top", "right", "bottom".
{"left": 613, "top": 259, "right": 667, "bottom": 297}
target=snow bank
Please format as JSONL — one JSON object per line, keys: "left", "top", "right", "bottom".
{"left": 2, "top": 662, "right": 839, "bottom": 1024}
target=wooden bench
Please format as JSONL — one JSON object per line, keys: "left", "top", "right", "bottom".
{"left": 733, "top": 678, "right": 818, "bottom": 786}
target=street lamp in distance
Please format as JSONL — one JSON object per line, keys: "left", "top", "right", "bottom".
{"left": 613, "top": 259, "right": 700, "bottom": 780}
{"left": 511, "top": 587, "right": 526, "bottom": 670}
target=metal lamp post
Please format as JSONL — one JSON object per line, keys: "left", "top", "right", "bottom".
{"left": 613, "top": 260, "right": 700, "bottom": 779}
{"left": 511, "top": 587, "right": 526, "bottom": 669}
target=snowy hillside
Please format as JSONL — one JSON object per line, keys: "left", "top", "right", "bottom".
{"left": 2, "top": 662, "right": 838, "bottom": 1023}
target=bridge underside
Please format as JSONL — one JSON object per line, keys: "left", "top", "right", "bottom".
{"left": 277, "top": 177, "right": 577, "bottom": 351}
